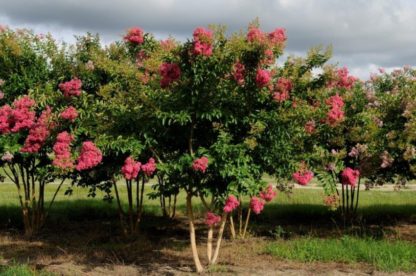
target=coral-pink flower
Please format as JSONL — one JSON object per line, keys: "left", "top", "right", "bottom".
{"left": 255, "top": 69, "right": 271, "bottom": 88}
{"left": 193, "top": 27, "right": 213, "bottom": 56}
{"left": 250, "top": 196, "right": 265, "bottom": 214}
{"left": 304, "top": 120, "right": 316, "bottom": 134}
{"left": 259, "top": 184, "right": 277, "bottom": 202}
{"left": 121, "top": 157, "right": 141, "bottom": 180}
{"left": 141, "top": 157, "right": 157, "bottom": 177}
{"left": 193, "top": 27, "right": 213, "bottom": 42}
{"left": 268, "top": 28, "right": 287, "bottom": 45}
{"left": 328, "top": 67, "right": 357, "bottom": 90}
{"left": 292, "top": 170, "right": 314, "bottom": 186}
{"left": 340, "top": 168, "right": 360, "bottom": 187}
{"left": 327, "top": 108, "right": 344, "bottom": 126}
{"left": 159, "top": 62, "right": 181, "bottom": 88}
{"left": 205, "top": 212, "right": 222, "bottom": 226}
{"left": 52, "top": 131, "right": 74, "bottom": 169}
{"left": 20, "top": 107, "right": 52, "bottom": 153}
{"left": 326, "top": 94, "right": 345, "bottom": 126}
{"left": 0, "top": 104, "right": 12, "bottom": 134}
{"left": 326, "top": 94, "right": 345, "bottom": 109}
{"left": 193, "top": 41, "right": 212, "bottom": 56}
{"left": 272, "top": 77, "right": 292, "bottom": 102}
{"left": 9, "top": 96, "right": 36, "bottom": 133}
{"left": 60, "top": 106, "right": 78, "bottom": 122}
{"left": 247, "top": 27, "right": 265, "bottom": 43}
{"left": 223, "top": 195, "right": 240, "bottom": 213}
{"left": 192, "top": 156, "right": 209, "bottom": 173}
{"left": 232, "top": 62, "right": 245, "bottom": 85}
{"left": 76, "top": 141, "right": 102, "bottom": 171}
{"left": 59, "top": 78, "right": 82, "bottom": 97}
{"left": 263, "top": 49, "right": 275, "bottom": 65}
{"left": 124, "top": 27, "right": 144, "bottom": 45}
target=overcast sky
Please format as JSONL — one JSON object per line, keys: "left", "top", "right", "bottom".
{"left": 0, "top": 0, "right": 415, "bottom": 79}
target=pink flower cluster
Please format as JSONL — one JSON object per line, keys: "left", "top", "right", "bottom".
{"left": 304, "top": 120, "right": 316, "bottom": 134}
{"left": 205, "top": 212, "right": 221, "bottom": 226}
{"left": 247, "top": 27, "right": 266, "bottom": 43}
{"left": 250, "top": 196, "right": 265, "bottom": 214}
{"left": 1, "top": 151, "right": 13, "bottom": 162}
{"left": 340, "top": 167, "right": 360, "bottom": 187}
{"left": 52, "top": 131, "right": 74, "bottom": 169}
{"left": 60, "top": 106, "right": 78, "bottom": 122}
{"left": 159, "top": 62, "right": 181, "bottom": 88}
{"left": 256, "top": 69, "right": 271, "bottom": 88}
{"left": 232, "top": 62, "right": 245, "bottom": 85}
{"left": 247, "top": 27, "right": 286, "bottom": 46}
{"left": 268, "top": 28, "right": 287, "bottom": 45}
{"left": 326, "top": 94, "right": 345, "bottom": 126}
{"left": 323, "top": 194, "right": 339, "bottom": 209}
{"left": 193, "top": 27, "right": 213, "bottom": 56}
{"left": 272, "top": 77, "right": 292, "bottom": 102}
{"left": 20, "top": 107, "right": 52, "bottom": 153}
{"left": 380, "top": 151, "right": 394, "bottom": 168}
{"left": 124, "top": 27, "right": 144, "bottom": 45}
{"left": 142, "top": 157, "right": 157, "bottom": 176}
{"left": 334, "top": 67, "right": 357, "bottom": 90}
{"left": 262, "top": 49, "right": 275, "bottom": 65}
{"left": 0, "top": 105, "right": 12, "bottom": 133}
{"left": 292, "top": 170, "right": 314, "bottom": 186}
{"left": 160, "top": 38, "right": 176, "bottom": 52}
{"left": 76, "top": 141, "right": 102, "bottom": 171}
{"left": 259, "top": 184, "right": 277, "bottom": 202}
{"left": 223, "top": 195, "right": 240, "bottom": 213}
{"left": 59, "top": 78, "right": 82, "bottom": 97}
{"left": 0, "top": 96, "right": 36, "bottom": 134}
{"left": 121, "top": 156, "right": 141, "bottom": 180}
{"left": 192, "top": 156, "right": 208, "bottom": 173}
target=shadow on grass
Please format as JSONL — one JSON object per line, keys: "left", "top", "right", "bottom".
{"left": 0, "top": 199, "right": 416, "bottom": 273}
{"left": 0, "top": 199, "right": 194, "bottom": 274}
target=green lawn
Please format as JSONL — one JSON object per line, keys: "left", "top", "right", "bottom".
{"left": 266, "top": 236, "right": 416, "bottom": 272}
{"left": 1, "top": 182, "right": 416, "bottom": 223}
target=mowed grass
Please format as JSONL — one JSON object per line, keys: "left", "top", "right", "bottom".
{"left": 1, "top": 182, "right": 416, "bottom": 225}
{"left": 265, "top": 236, "right": 416, "bottom": 272}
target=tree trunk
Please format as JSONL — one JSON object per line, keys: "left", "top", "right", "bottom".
{"left": 210, "top": 212, "right": 228, "bottom": 265}
{"left": 186, "top": 193, "right": 204, "bottom": 272}
{"left": 207, "top": 226, "right": 213, "bottom": 263}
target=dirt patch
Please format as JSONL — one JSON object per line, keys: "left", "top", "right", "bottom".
{"left": 0, "top": 217, "right": 415, "bottom": 275}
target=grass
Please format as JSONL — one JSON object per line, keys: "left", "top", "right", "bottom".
{"left": 0, "top": 264, "right": 52, "bottom": 276}
{"left": 1, "top": 182, "right": 416, "bottom": 226}
{"left": 265, "top": 235, "right": 416, "bottom": 272}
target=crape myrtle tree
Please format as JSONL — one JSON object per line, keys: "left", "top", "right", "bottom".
{"left": 366, "top": 67, "right": 416, "bottom": 187}
{"left": 0, "top": 80, "right": 102, "bottom": 237}
{"left": 0, "top": 28, "right": 103, "bottom": 237}
{"left": 148, "top": 22, "right": 321, "bottom": 271}
{"left": 67, "top": 29, "right": 165, "bottom": 235}
{"left": 301, "top": 66, "right": 381, "bottom": 221}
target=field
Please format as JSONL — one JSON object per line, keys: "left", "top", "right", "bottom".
{"left": 1, "top": 182, "right": 416, "bottom": 275}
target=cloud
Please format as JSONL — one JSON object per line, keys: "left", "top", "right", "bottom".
{"left": 0, "top": 0, "right": 415, "bottom": 79}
